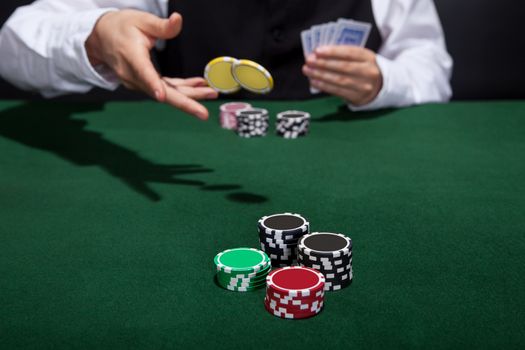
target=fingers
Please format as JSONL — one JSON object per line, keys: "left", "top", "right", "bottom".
{"left": 302, "top": 65, "right": 363, "bottom": 91}
{"left": 186, "top": 77, "right": 209, "bottom": 87}
{"left": 306, "top": 66, "right": 379, "bottom": 105}
{"left": 163, "top": 77, "right": 209, "bottom": 88}
{"left": 302, "top": 46, "right": 383, "bottom": 106}
{"left": 176, "top": 86, "right": 219, "bottom": 100}
{"left": 92, "top": 8, "right": 212, "bottom": 118}
{"left": 162, "top": 81, "right": 210, "bottom": 120}
{"left": 137, "top": 12, "right": 182, "bottom": 39}
{"left": 126, "top": 47, "right": 166, "bottom": 101}
{"left": 310, "top": 79, "right": 359, "bottom": 101}
{"left": 314, "top": 45, "right": 373, "bottom": 62}
{"left": 162, "top": 77, "right": 218, "bottom": 99}
{"left": 306, "top": 56, "right": 368, "bottom": 76}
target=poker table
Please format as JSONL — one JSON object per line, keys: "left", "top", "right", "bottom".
{"left": 1, "top": 98, "right": 524, "bottom": 349}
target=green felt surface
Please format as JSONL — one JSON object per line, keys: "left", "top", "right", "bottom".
{"left": 0, "top": 98, "right": 524, "bottom": 349}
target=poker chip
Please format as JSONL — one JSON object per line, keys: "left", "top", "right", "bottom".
{"left": 298, "top": 232, "right": 353, "bottom": 291}
{"left": 204, "top": 57, "right": 241, "bottom": 94}
{"left": 264, "top": 266, "right": 325, "bottom": 319}
{"left": 231, "top": 59, "right": 274, "bottom": 94}
{"left": 214, "top": 247, "right": 271, "bottom": 292}
{"left": 276, "top": 110, "right": 311, "bottom": 139}
{"left": 205, "top": 57, "right": 273, "bottom": 94}
{"left": 266, "top": 288, "right": 324, "bottom": 307}
{"left": 258, "top": 213, "right": 309, "bottom": 266}
{"left": 264, "top": 299, "right": 324, "bottom": 319}
{"left": 236, "top": 108, "right": 269, "bottom": 138}
{"left": 219, "top": 102, "right": 251, "bottom": 130}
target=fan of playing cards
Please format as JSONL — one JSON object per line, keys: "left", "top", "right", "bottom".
{"left": 301, "top": 19, "right": 372, "bottom": 94}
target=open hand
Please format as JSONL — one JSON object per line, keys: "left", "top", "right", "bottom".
{"left": 85, "top": 10, "right": 218, "bottom": 120}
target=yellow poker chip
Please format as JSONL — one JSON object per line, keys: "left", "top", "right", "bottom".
{"left": 204, "top": 56, "right": 241, "bottom": 94}
{"left": 232, "top": 59, "right": 274, "bottom": 94}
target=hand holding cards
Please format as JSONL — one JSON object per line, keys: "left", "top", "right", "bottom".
{"left": 300, "top": 19, "right": 382, "bottom": 107}
{"left": 301, "top": 19, "right": 372, "bottom": 94}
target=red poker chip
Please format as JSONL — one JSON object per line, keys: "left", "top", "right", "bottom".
{"left": 264, "top": 301, "right": 321, "bottom": 317}
{"left": 265, "top": 294, "right": 324, "bottom": 308}
{"left": 264, "top": 300, "right": 323, "bottom": 319}
{"left": 266, "top": 288, "right": 325, "bottom": 301}
{"left": 265, "top": 297, "right": 324, "bottom": 309}
{"left": 220, "top": 115, "right": 237, "bottom": 130}
{"left": 266, "top": 266, "right": 325, "bottom": 297}
{"left": 265, "top": 305, "right": 321, "bottom": 319}
{"left": 220, "top": 102, "right": 250, "bottom": 112}
{"left": 264, "top": 295, "right": 324, "bottom": 312}
{"left": 219, "top": 102, "right": 251, "bottom": 130}
{"left": 265, "top": 295, "right": 323, "bottom": 309}
{"left": 265, "top": 296, "right": 323, "bottom": 313}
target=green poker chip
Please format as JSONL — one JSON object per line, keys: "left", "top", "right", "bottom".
{"left": 216, "top": 273, "right": 268, "bottom": 287}
{"left": 218, "top": 278, "right": 267, "bottom": 289}
{"left": 224, "top": 282, "right": 267, "bottom": 292}
{"left": 216, "top": 263, "right": 271, "bottom": 281}
{"left": 214, "top": 248, "right": 271, "bottom": 292}
{"left": 214, "top": 247, "right": 270, "bottom": 273}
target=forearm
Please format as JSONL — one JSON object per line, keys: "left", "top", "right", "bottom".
{"left": 350, "top": 46, "right": 452, "bottom": 111}
{"left": 0, "top": 0, "right": 166, "bottom": 97}
{"left": 350, "top": 0, "right": 453, "bottom": 111}
{"left": 0, "top": 6, "right": 121, "bottom": 97}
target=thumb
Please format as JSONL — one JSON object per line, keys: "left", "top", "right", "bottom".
{"left": 138, "top": 12, "right": 182, "bottom": 40}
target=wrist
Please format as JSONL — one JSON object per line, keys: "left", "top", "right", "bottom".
{"left": 85, "top": 12, "right": 111, "bottom": 66}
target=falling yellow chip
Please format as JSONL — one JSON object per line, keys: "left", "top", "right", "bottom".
{"left": 232, "top": 59, "right": 274, "bottom": 94}
{"left": 204, "top": 57, "right": 241, "bottom": 94}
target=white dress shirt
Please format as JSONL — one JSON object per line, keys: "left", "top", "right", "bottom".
{"left": 0, "top": 0, "right": 452, "bottom": 110}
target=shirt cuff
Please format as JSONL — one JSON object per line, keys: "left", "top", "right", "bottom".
{"left": 53, "top": 8, "right": 120, "bottom": 93}
{"left": 347, "top": 55, "right": 410, "bottom": 111}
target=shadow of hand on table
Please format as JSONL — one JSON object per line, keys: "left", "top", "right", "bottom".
{"left": 314, "top": 104, "right": 396, "bottom": 122}
{"left": 0, "top": 102, "right": 267, "bottom": 203}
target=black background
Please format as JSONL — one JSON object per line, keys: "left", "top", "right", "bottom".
{"left": 1, "top": 0, "right": 524, "bottom": 101}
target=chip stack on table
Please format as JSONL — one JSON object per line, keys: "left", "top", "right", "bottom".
{"left": 298, "top": 232, "right": 353, "bottom": 291}
{"left": 235, "top": 108, "right": 270, "bottom": 138}
{"left": 214, "top": 247, "right": 271, "bottom": 292}
{"left": 204, "top": 56, "right": 273, "bottom": 95}
{"left": 258, "top": 213, "right": 309, "bottom": 267}
{"left": 264, "top": 266, "right": 325, "bottom": 319}
{"left": 219, "top": 102, "right": 251, "bottom": 130}
{"left": 276, "top": 111, "right": 311, "bottom": 139}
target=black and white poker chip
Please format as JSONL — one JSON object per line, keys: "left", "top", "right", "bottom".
{"left": 258, "top": 213, "right": 309, "bottom": 266}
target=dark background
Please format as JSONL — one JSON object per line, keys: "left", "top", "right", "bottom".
{"left": 1, "top": 0, "right": 524, "bottom": 101}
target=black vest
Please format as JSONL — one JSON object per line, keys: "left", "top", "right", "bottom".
{"left": 158, "top": 0, "right": 382, "bottom": 99}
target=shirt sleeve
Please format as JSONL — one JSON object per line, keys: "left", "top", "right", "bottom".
{"left": 0, "top": 0, "right": 166, "bottom": 98}
{"left": 348, "top": 0, "right": 453, "bottom": 111}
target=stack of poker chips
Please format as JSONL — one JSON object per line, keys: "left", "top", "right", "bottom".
{"left": 214, "top": 247, "right": 271, "bottom": 292}
{"left": 236, "top": 108, "right": 270, "bottom": 138}
{"left": 257, "top": 213, "right": 310, "bottom": 267}
{"left": 298, "top": 232, "right": 353, "bottom": 291}
{"left": 276, "top": 110, "right": 311, "bottom": 139}
{"left": 219, "top": 102, "right": 251, "bottom": 130}
{"left": 264, "top": 266, "right": 325, "bottom": 319}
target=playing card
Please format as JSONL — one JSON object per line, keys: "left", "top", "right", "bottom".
{"left": 311, "top": 25, "right": 323, "bottom": 51}
{"left": 304, "top": 26, "right": 321, "bottom": 94}
{"left": 324, "top": 22, "right": 338, "bottom": 46}
{"left": 319, "top": 23, "right": 329, "bottom": 47}
{"left": 333, "top": 18, "right": 372, "bottom": 47}
{"left": 300, "top": 29, "right": 313, "bottom": 58}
